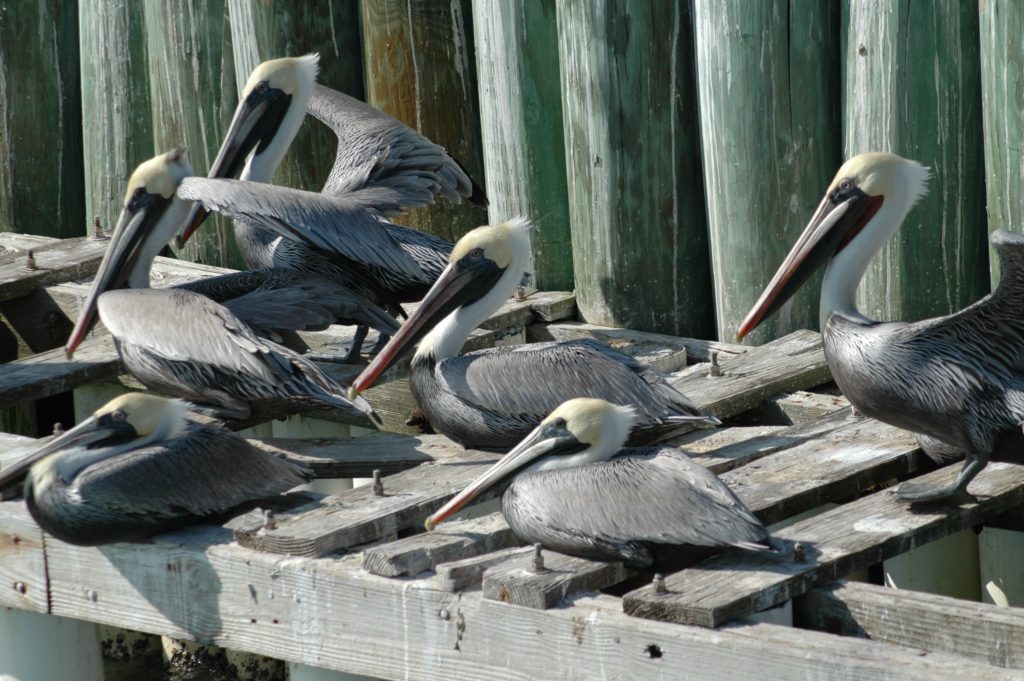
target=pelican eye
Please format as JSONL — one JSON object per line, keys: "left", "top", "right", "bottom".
{"left": 111, "top": 409, "right": 127, "bottom": 423}
{"left": 468, "top": 247, "right": 484, "bottom": 260}
{"left": 548, "top": 417, "right": 567, "bottom": 430}
{"left": 830, "top": 178, "right": 857, "bottom": 203}
{"left": 254, "top": 80, "right": 270, "bottom": 94}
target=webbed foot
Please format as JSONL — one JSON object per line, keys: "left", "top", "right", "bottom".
{"left": 893, "top": 480, "right": 975, "bottom": 505}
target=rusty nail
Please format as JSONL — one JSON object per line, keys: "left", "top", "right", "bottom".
{"left": 532, "top": 543, "right": 547, "bottom": 573}
{"left": 372, "top": 469, "right": 384, "bottom": 496}
{"left": 439, "top": 608, "right": 451, "bottom": 621}
{"left": 857, "top": 43, "right": 867, "bottom": 56}
{"left": 23, "top": 251, "right": 37, "bottom": 272}
{"left": 653, "top": 573, "right": 667, "bottom": 595}
{"left": 14, "top": 582, "right": 26, "bottom": 595}
{"left": 514, "top": 286, "right": 527, "bottom": 302}
{"left": 793, "top": 542, "right": 807, "bottom": 563}
{"left": 708, "top": 351, "right": 721, "bottom": 377}
{"left": 52, "top": 422, "right": 64, "bottom": 436}
{"left": 263, "top": 509, "right": 277, "bottom": 531}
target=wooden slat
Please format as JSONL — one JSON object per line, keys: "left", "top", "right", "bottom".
{"left": 362, "top": 512, "right": 518, "bottom": 578}
{"left": 774, "top": 391, "right": 850, "bottom": 425}
{"left": 434, "top": 546, "right": 534, "bottom": 592}
{"left": 528, "top": 320, "right": 746, "bottom": 364}
{"left": 0, "top": 335, "right": 122, "bottom": 410}
{"left": 0, "top": 503, "right": 48, "bottom": 613}
{"left": 481, "top": 549, "right": 630, "bottom": 610}
{"left": 623, "top": 461, "right": 1024, "bottom": 629}
{"left": 794, "top": 579, "right": 1024, "bottom": 669}
{"left": 0, "top": 238, "right": 111, "bottom": 303}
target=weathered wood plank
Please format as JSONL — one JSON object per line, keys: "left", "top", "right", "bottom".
{"left": 0, "top": 237, "right": 111, "bottom": 303}
{"left": 671, "top": 425, "right": 787, "bottom": 473}
{"left": 794, "top": 579, "right": 1024, "bottom": 669}
{"left": 0, "top": 335, "right": 122, "bottom": 410}
{"left": 0, "top": 503, "right": 48, "bottom": 613}
{"left": 774, "top": 390, "right": 850, "bottom": 425}
{"left": 623, "top": 461, "right": 1024, "bottom": 629}
{"left": 481, "top": 549, "right": 630, "bottom": 610}
{"left": 362, "top": 512, "right": 518, "bottom": 578}
{"left": 434, "top": 546, "right": 534, "bottom": 592}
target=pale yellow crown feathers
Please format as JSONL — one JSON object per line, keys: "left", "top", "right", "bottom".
{"left": 541, "top": 398, "right": 637, "bottom": 447}
{"left": 828, "top": 152, "right": 930, "bottom": 205}
{"left": 450, "top": 217, "right": 531, "bottom": 269}
{"left": 243, "top": 54, "right": 319, "bottom": 97}
{"left": 123, "top": 149, "right": 192, "bottom": 204}
{"left": 95, "top": 393, "right": 188, "bottom": 437}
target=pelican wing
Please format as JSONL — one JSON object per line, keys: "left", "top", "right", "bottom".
{"left": 74, "top": 424, "right": 311, "bottom": 519}
{"left": 308, "top": 84, "right": 485, "bottom": 208}
{"left": 511, "top": 447, "right": 768, "bottom": 551}
{"left": 178, "top": 177, "right": 426, "bottom": 281}
{"left": 437, "top": 340, "right": 701, "bottom": 424}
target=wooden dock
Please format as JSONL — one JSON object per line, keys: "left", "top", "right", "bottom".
{"left": 1, "top": 233, "right": 1023, "bottom": 680}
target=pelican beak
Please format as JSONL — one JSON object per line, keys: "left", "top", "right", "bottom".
{"left": 736, "top": 185, "right": 884, "bottom": 340}
{"left": 65, "top": 195, "right": 171, "bottom": 358}
{"left": 175, "top": 85, "right": 292, "bottom": 248}
{"left": 424, "top": 421, "right": 584, "bottom": 530}
{"left": 348, "top": 255, "right": 505, "bottom": 398}
{"left": 0, "top": 415, "right": 133, "bottom": 493}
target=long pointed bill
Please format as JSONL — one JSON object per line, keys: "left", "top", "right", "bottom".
{"left": 424, "top": 423, "right": 581, "bottom": 530}
{"left": 736, "top": 189, "right": 883, "bottom": 340}
{"left": 0, "top": 416, "right": 115, "bottom": 492}
{"left": 65, "top": 199, "right": 167, "bottom": 358}
{"left": 175, "top": 89, "right": 291, "bottom": 248}
{"left": 348, "top": 259, "right": 500, "bottom": 398}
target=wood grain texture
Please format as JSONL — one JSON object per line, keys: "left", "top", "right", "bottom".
{"left": 481, "top": 550, "right": 629, "bottom": 610}
{"left": 841, "top": 0, "right": 989, "bottom": 321}
{"left": 0, "top": 503, "right": 48, "bottom": 613}
{"left": 795, "top": 579, "right": 1024, "bottom": 669}
{"left": 78, "top": 1, "right": 153, "bottom": 236}
{"left": 623, "top": 461, "right": 1024, "bottom": 628}
{"left": 227, "top": 0, "right": 364, "bottom": 193}
{"left": 695, "top": 0, "right": 840, "bottom": 344}
{"left": 0, "top": 237, "right": 111, "bottom": 303}
{"left": 556, "top": 0, "right": 713, "bottom": 338}
{"left": 0, "top": 1, "right": 84, "bottom": 239}
{"left": 360, "top": 0, "right": 487, "bottom": 243}
{"left": 434, "top": 546, "right": 533, "bottom": 592}
{"left": 472, "top": 0, "right": 573, "bottom": 290}
{"left": 978, "top": 0, "right": 1024, "bottom": 286}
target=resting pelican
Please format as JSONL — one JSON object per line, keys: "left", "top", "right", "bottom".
{"left": 349, "top": 219, "right": 718, "bottom": 448}
{"left": 0, "top": 394, "right": 311, "bottom": 546}
{"left": 175, "top": 55, "right": 486, "bottom": 356}
{"left": 738, "top": 152, "right": 1024, "bottom": 503}
{"left": 65, "top": 154, "right": 377, "bottom": 425}
{"left": 425, "top": 399, "right": 771, "bottom": 567}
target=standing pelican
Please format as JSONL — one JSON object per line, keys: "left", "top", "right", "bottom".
{"left": 738, "top": 152, "right": 1024, "bottom": 503}
{"left": 175, "top": 55, "right": 486, "bottom": 356}
{"left": 65, "top": 153, "right": 377, "bottom": 425}
{"left": 0, "top": 394, "right": 311, "bottom": 546}
{"left": 349, "top": 219, "right": 718, "bottom": 449}
{"left": 425, "top": 399, "right": 771, "bottom": 567}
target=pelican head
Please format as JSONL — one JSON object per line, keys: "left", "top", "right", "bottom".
{"left": 66, "top": 150, "right": 194, "bottom": 357}
{"left": 424, "top": 398, "right": 637, "bottom": 529}
{"left": 176, "top": 54, "right": 319, "bottom": 247}
{"left": 348, "top": 218, "right": 532, "bottom": 398}
{"left": 0, "top": 394, "right": 190, "bottom": 496}
{"left": 737, "top": 152, "right": 930, "bottom": 339}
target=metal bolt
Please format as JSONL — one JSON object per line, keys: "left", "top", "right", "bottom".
{"left": 857, "top": 43, "right": 868, "bottom": 56}
{"left": 13, "top": 582, "right": 26, "bottom": 595}
{"left": 708, "top": 351, "right": 722, "bottom": 377}
{"left": 87, "top": 589, "right": 98, "bottom": 602}
{"left": 262, "top": 510, "right": 277, "bottom": 530}
{"left": 531, "top": 543, "right": 547, "bottom": 573}
{"left": 23, "top": 251, "right": 37, "bottom": 272}
{"left": 793, "top": 542, "right": 807, "bottom": 563}
{"left": 514, "top": 286, "right": 527, "bottom": 302}
{"left": 439, "top": 608, "right": 451, "bottom": 621}
{"left": 652, "top": 573, "right": 667, "bottom": 595}
{"left": 52, "top": 422, "right": 64, "bottom": 436}
{"left": 372, "top": 469, "right": 384, "bottom": 496}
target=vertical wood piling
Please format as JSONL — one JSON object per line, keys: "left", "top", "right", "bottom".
{"left": 472, "top": 0, "right": 573, "bottom": 291}
{"left": 695, "top": 0, "right": 840, "bottom": 344}
{"left": 841, "top": 0, "right": 988, "bottom": 322}
{"left": 556, "top": 0, "right": 712, "bottom": 338}
{"left": 360, "top": 0, "right": 487, "bottom": 243}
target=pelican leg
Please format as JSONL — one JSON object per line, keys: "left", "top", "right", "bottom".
{"left": 895, "top": 452, "right": 989, "bottom": 504}
{"left": 303, "top": 325, "right": 370, "bottom": 364}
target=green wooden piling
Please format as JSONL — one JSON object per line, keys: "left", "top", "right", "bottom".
{"left": 79, "top": 2, "right": 154, "bottom": 235}
{"left": 695, "top": 1, "right": 841, "bottom": 345}
{"left": 142, "top": 0, "right": 244, "bottom": 269}
{"left": 556, "top": 0, "right": 712, "bottom": 338}
{"left": 360, "top": 0, "right": 487, "bottom": 243}
{"left": 0, "top": 2, "right": 84, "bottom": 238}
{"left": 841, "top": 0, "right": 988, "bottom": 322}
{"left": 227, "top": 0, "right": 364, "bottom": 193}
{"left": 978, "top": 1, "right": 1024, "bottom": 286}
{"left": 472, "top": 0, "right": 573, "bottom": 291}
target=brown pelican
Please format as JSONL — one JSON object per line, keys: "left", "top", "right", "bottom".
{"left": 738, "top": 152, "right": 1024, "bottom": 503}
{"left": 175, "top": 55, "right": 486, "bottom": 357}
{"left": 0, "top": 394, "right": 311, "bottom": 546}
{"left": 65, "top": 153, "right": 377, "bottom": 424}
{"left": 349, "top": 219, "right": 718, "bottom": 449}
{"left": 425, "top": 399, "right": 771, "bottom": 567}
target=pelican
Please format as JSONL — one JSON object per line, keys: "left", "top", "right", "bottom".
{"left": 349, "top": 219, "right": 718, "bottom": 449}
{"left": 175, "top": 54, "right": 486, "bottom": 357}
{"left": 738, "top": 152, "right": 1024, "bottom": 503}
{"left": 0, "top": 394, "right": 311, "bottom": 546}
{"left": 425, "top": 399, "right": 771, "bottom": 567}
{"left": 65, "top": 153, "right": 377, "bottom": 425}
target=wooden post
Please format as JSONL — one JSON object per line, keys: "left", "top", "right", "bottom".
{"left": 226, "top": 0, "right": 364, "bottom": 192}
{"left": 842, "top": 0, "right": 988, "bottom": 322}
{"left": 360, "top": 0, "right": 487, "bottom": 243}
{"left": 556, "top": 1, "right": 713, "bottom": 338}
{"left": 0, "top": 2, "right": 84, "bottom": 238}
{"left": 78, "top": 2, "right": 154, "bottom": 236}
{"left": 0, "top": 610, "right": 103, "bottom": 681}
{"left": 978, "top": 1, "right": 1024, "bottom": 286}
{"left": 695, "top": 1, "right": 841, "bottom": 344}
{"left": 472, "top": 0, "right": 573, "bottom": 291}
{"left": 142, "top": 0, "right": 245, "bottom": 269}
